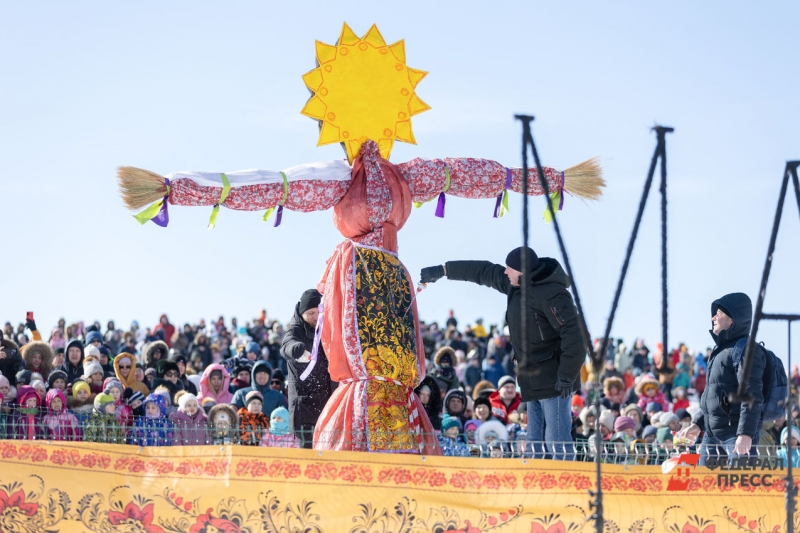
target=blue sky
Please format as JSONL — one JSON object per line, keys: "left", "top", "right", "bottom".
{"left": 1, "top": 2, "right": 798, "bottom": 363}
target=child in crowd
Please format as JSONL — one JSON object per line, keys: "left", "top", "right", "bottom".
{"left": 0, "top": 375, "right": 14, "bottom": 411}
{"left": 47, "top": 370, "right": 68, "bottom": 393}
{"left": 0, "top": 392, "right": 6, "bottom": 439}
{"left": 443, "top": 389, "right": 468, "bottom": 426}
{"left": 85, "top": 393, "right": 125, "bottom": 444}
{"left": 464, "top": 420, "right": 481, "bottom": 445}
{"left": 104, "top": 379, "right": 133, "bottom": 429}
{"left": 261, "top": 407, "right": 299, "bottom": 448}
{"left": 198, "top": 364, "right": 234, "bottom": 405}
{"left": 130, "top": 394, "right": 173, "bottom": 446}
{"left": 238, "top": 391, "right": 269, "bottom": 446}
{"left": 635, "top": 375, "right": 669, "bottom": 413}
{"left": 778, "top": 426, "right": 800, "bottom": 468}
{"left": 477, "top": 420, "right": 508, "bottom": 458}
{"left": 598, "top": 410, "right": 616, "bottom": 441}
{"left": 83, "top": 354, "right": 106, "bottom": 394}
{"left": 642, "top": 425, "right": 658, "bottom": 445}
{"left": 152, "top": 385, "right": 176, "bottom": 416}
{"left": 124, "top": 389, "right": 145, "bottom": 418}
{"left": 67, "top": 380, "right": 94, "bottom": 425}
{"left": 30, "top": 379, "right": 47, "bottom": 400}
{"left": 603, "top": 377, "right": 626, "bottom": 406}
{"left": 438, "top": 415, "right": 469, "bottom": 457}
{"left": 610, "top": 416, "right": 637, "bottom": 464}
{"left": 170, "top": 392, "right": 210, "bottom": 445}
{"left": 12, "top": 386, "right": 45, "bottom": 440}
{"left": 488, "top": 441, "right": 504, "bottom": 458}
{"left": 43, "top": 389, "right": 80, "bottom": 441}
{"left": 671, "top": 386, "right": 690, "bottom": 412}
{"left": 208, "top": 403, "right": 238, "bottom": 445}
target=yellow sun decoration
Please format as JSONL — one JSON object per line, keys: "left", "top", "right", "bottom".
{"left": 301, "top": 23, "right": 430, "bottom": 162}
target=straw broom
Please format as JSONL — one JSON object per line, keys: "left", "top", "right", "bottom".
{"left": 562, "top": 157, "right": 605, "bottom": 201}
{"left": 117, "top": 166, "right": 168, "bottom": 211}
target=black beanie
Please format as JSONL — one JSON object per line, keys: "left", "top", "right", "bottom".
{"left": 505, "top": 246, "right": 539, "bottom": 272}
{"left": 298, "top": 289, "right": 322, "bottom": 314}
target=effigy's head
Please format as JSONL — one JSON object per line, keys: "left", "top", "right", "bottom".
{"left": 333, "top": 141, "right": 411, "bottom": 252}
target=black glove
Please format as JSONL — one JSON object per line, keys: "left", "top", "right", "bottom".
{"left": 420, "top": 265, "right": 445, "bottom": 285}
{"left": 554, "top": 377, "right": 574, "bottom": 399}
{"left": 26, "top": 319, "right": 37, "bottom": 332}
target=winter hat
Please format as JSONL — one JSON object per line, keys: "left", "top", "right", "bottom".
{"left": 622, "top": 404, "right": 643, "bottom": 420}
{"left": 649, "top": 412, "right": 664, "bottom": 428}
{"left": 143, "top": 393, "right": 168, "bottom": 417}
{"left": 635, "top": 376, "right": 660, "bottom": 396}
{"left": 675, "top": 408, "right": 691, "bottom": 421}
{"left": 614, "top": 416, "right": 636, "bottom": 433}
{"left": 645, "top": 402, "right": 662, "bottom": 414}
{"left": 505, "top": 246, "right": 539, "bottom": 272}
{"left": 464, "top": 420, "right": 482, "bottom": 433}
{"left": 46, "top": 389, "right": 67, "bottom": 411}
{"left": 655, "top": 427, "right": 673, "bottom": 444}
{"left": 94, "top": 392, "right": 115, "bottom": 413}
{"left": 498, "top": 375, "right": 516, "bottom": 390}
{"left": 271, "top": 369, "right": 285, "bottom": 383}
{"left": 245, "top": 342, "right": 261, "bottom": 356}
{"left": 642, "top": 425, "right": 659, "bottom": 440}
{"left": 201, "top": 397, "right": 216, "bottom": 414}
{"left": 103, "top": 378, "right": 124, "bottom": 395}
{"left": 474, "top": 396, "right": 491, "bottom": 412}
{"left": 85, "top": 331, "right": 103, "bottom": 345}
{"left": 598, "top": 410, "right": 616, "bottom": 432}
{"left": 157, "top": 360, "right": 179, "bottom": 378}
{"left": 0, "top": 375, "right": 9, "bottom": 391}
{"left": 71, "top": 380, "right": 91, "bottom": 397}
{"left": 17, "top": 386, "right": 41, "bottom": 407}
{"left": 83, "top": 356, "right": 103, "bottom": 378}
{"left": 15, "top": 369, "right": 33, "bottom": 386}
{"left": 270, "top": 406, "right": 291, "bottom": 435}
{"left": 661, "top": 414, "right": 679, "bottom": 427}
{"left": 781, "top": 426, "right": 800, "bottom": 445}
{"left": 47, "top": 370, "right": 68, "bottom": 389}
{"left": 441, "top": 414, "right": 463, "bottom": 433}
{"left": 116, "top": 354, "right": 133, "bottom": 366}
{"left": 245, "top": 390, "right": 264, "bottom": 407}
{"left": 127, "top": 390, "right": 145, "bottom": 406}
{"left": 178, "top": 392, "right": 198, "bottom": 411}
{"left": 571, "top": 395, "right": 585, "bottom": 409}
{"left": 298, "top": 289, "right": 322, "bottom": 314}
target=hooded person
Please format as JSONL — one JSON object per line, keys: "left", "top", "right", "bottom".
{"left": 153, "top": 314, "right": 176, "bottom": 348}
{"left": 151, "top": 360, "right": 185, "bottom": 404}
{"left": 438, "top": 415, "right": 469, "bottom": 457}
{"left": 67, "top": 380, "right": 94, "bottom": 424}
{"left": 476, "top": 419, "right": 510, "bottom": 447}
{"left": 208, "top": 403, "right": 238, "bottom": 445}
{"left": 432, "top": 347, "right": 460, "bottom": 392}
{"left": 144, "top": 340, "right": 169, "bottom": 371}
{"left": 49, "top": 327, "right": 66, "bottom": 351}
{"left": 58, "top": 339, "right": 85, "bottom": 387}
{"left": 113, "top": 352, "right": 150, "bottom": 396}
{"left": 12, "top": 386, "right": 46, "bottom": 440}
{"left": 125, "top": 389, "right": 145, "bottom": 418}
{"left": 47, "top": 369, "right": 69, "bottom": 392}
{"left": 169, "top": 392, "right": 210, "bottom": 445}
{"left": 130, "top": 393, "right": 173, "bottom": 446}
{"left": 0, "top": 337, "right": 26, "bottom": 387}
{"left": 261, "top": 406, "right": 300, "bottom": 448}
{"left": 414, "top": 375, "right": 442, "bottom": 431}
{"left": 198, "top": 363, "right": 234, "bottom": 405}
{"left": 103, "top": 378, "right": 134, "bottom": 429}
{"left": 43, "top": 389, "right": 80, "bottom": 441}
{"left": 238, "top": 390, "right": 270, "bottom": 446}
{"left": 82, "top": 352, "right": 105, "bottom": 394}
{"left": 231, "top": 360, "right": 288, "bottom": 416}
{"left": 21, "top": 341, "right": 53, "bottom": 381}
{"left": 602, "top": 376, "right": 626, "bottom": 406}
{"left": 280, "top": 288, "right": 337, "bottom": 447}
{"left": 0, "top": 374, "right": 15, "bottom": 411}
{"left": 471, "top": 380, "right": 496, "bottom": 401}
{"left": 443, "top": 389, "right": 468, "bottom": 426}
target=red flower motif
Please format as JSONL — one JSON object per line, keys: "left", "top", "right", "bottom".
{"left": 428, "top": 471, "right": 446, "bottom": 487}
{"left": 50, "top": 450, "right": 66, "bottom": 465}
{"left": 0, "top": 489, "right": 39, "bottom": 518}
{"left": 283, "top": 463, "right": 301, "bottom": 479}
{"left": 81, "top": 454, "right": 97, "bottom": 468}
{"left": 523, "top": 472, "right": 538, "bottom": 489}
{"left": 530, "top": 520, "right": 567, "bottom": 533}
{"left": 0, "top": 443, "right": 17, "bottom": 459}
{"left": 538, "top": 474, "right": 557, "bottom": 491}
{"left": 502, "top": 473, "right": 518, "bottom": 490}
{"left": 31, "top": 447, "right": 48, "bottom": 463}
{"left": 450, "top": 473, "right": 467, "bottom": 489}
{"left": 393, "top": 469, "right": 411, "bottom": 484}
{"left": 573, "top": 475, "right": 591, "bottom": 491}
{"left": 189, "top": 508, "right": 241, "bottom": 533}
{"left": 304, "top": 464, "right": 322, "bottom": 480}
{"left": 17, "top": 445, "right": 32, "bottom": 461}
{"left": 628, "top": 479, "right": 646, "bottom": 493}
{"left": 97, "top": 455, "right": 111, "bottom": 469}
{"left": 107, "top": 502, "right": 165, "bottom": 533}
{"left": 681, "top": 523, "right": 715, "bottom": 533}
{"left": 483, "top": 475, "right": 500, "bottom": 490}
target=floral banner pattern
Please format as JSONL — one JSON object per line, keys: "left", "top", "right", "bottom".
{"left": 0, "top": 440, "right": 796, "bottom": 532}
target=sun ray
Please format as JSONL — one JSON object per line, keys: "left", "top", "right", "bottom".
{"left": 301, "top": 24, "right": 430, "bottom": 161}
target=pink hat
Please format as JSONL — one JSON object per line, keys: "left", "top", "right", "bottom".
{"left": 614, "top": 415, "right": 636, "bottom": 432}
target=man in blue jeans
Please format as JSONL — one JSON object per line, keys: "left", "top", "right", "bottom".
{"left": 677, "top": 293, "right": 765, "bottom": 465}
{"left": 421, "top": 246, "right": 585, "bottom": 461}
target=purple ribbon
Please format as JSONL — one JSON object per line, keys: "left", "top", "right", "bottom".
{"left": 274, "top": 205, "right": 284, "bottom": 227}
{"left": 152, "top": 177, "right": 170, "bottom": 227}
{"left": 434, "top": 192, "right": 446, "bottom": 218}
{"left": 559, "top": 171, "right": 565, "bottom": 210}
{"left": 299, "top": 302, "right": 324, "bottom": 381}
{"left": 493, "top": 168, "right": 513, "bottom": 218}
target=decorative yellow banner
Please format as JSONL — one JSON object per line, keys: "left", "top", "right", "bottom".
{"left": 0, "top": 440, "right": 794, "bottom": 532}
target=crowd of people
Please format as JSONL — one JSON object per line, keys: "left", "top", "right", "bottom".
{"left": 1, "top": 308, "right": 798, "bottom": 462}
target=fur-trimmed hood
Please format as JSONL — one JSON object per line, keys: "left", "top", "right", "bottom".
{"left": 144, "top": 341, "right": 169, "bottom": 368}
{"left": 22, "top": 341, "right": 54, "bottom": 378}
{"left": 198, "top": 363, "right": 233, "bottom": 404}
{"left": 471, "top": 380, "right": 496, "bottom": 400}
{"left": 434, "top": 346, "right": 456, "bottom": 367}
{"left": 603, "top": 376, "right": 625, "bottom": 394}
{"left": 634, "top": 375, "right": 660, "bottom": 396}
{"left": 208, "top": 403, "right": 238, "bottom": 427}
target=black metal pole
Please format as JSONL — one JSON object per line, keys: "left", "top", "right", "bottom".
{"left": 787, "top": 317, "right": 796, "bottom": 533}
{"left": 656, "top": 127, "right": 672, "bottom": 372}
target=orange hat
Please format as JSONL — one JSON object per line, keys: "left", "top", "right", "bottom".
{"left": 571, "top": 395, "right": 584, "bottom": 408}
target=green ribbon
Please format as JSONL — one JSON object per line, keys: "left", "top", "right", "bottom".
{"left": 413, "top": 165, "right": 450, "bottom": 209}
{"left": 498, "top": 190, "right": 510, "bottom": 218}
{"left": 133, "top": 183, "right": 171, "bottom": 225}
{"left": 208, "top": 173, "right": 231, "bottom": 229}
{"left": 262, "top": 172, "right": 289, "bottom": 222}
{"left": 543, "top": 190, "right": 561, "bottom": 223}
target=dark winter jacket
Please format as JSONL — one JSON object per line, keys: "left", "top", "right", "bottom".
{"left": 231, "top": 361, "right": 288, "bottom": 416}
{"left": 415, "top": 375, "right": 442, "bottom": 431}
{"left": 0, "top": 338, "right": 26, "bottom": 387}
{"left": 57, "top": 339, "right": 85, "bottom": 386}
{"left": 445, "top": 258, "right": 585, "bottom": 401}
{"left": 280, "top": 305, "right": 337, "bottom": 431}
{"left": 693, "top": 293, "right": 765, "bottom": 440}
{"left": 144, "top": 341, "right": 169, "bottom": 370}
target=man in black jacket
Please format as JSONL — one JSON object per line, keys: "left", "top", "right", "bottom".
{"left": 421, "top": 246, "right": 585, "bottom": 460}
{"left": 678, "top": 293, "right": 764, "bottom": 465}
{"left": 281, "top": 289, "right": 337, "bottom": 448}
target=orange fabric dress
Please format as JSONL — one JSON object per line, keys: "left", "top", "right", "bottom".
{"left": 312, "top": 141, "right": 441, "bottom": 454}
